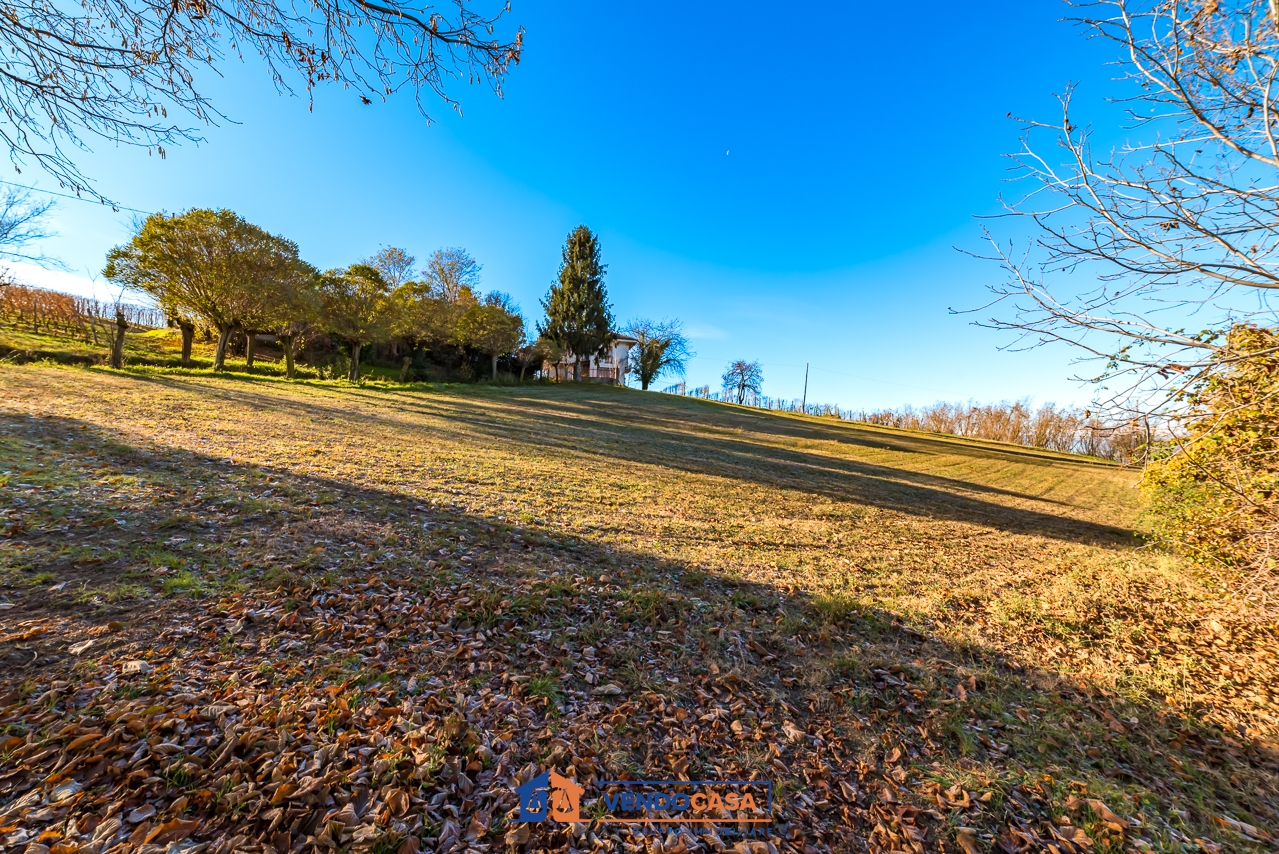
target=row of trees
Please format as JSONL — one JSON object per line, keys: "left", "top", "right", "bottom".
{"left": 859, "top": 401, "right": 1144, "bottom": 461}
{"left": 103, "top": 210, "right": 529, "bottom": 381}
{"left": 0, "top": 281, "right": 164, "bottom": 340}
{"left": 100, "top": 209, "right": 695, "bottom": 387}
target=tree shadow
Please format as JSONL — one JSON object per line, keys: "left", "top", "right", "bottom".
{"left": 129, "top": 375, "right": 1139, "bottom": 548}
{"left": 1, "top": 410, "right": 1274, "bottom": 851}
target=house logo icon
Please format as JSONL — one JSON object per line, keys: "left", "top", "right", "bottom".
{"left": 514, "top": 770, "right": 585, "bottom": 823}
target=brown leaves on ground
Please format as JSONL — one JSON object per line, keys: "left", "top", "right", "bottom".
{"left": 1, "top": 571, "right": 1271, "bottom": 853}
{"left": 0, "top": 367, "right": 1277, "bottom": 853}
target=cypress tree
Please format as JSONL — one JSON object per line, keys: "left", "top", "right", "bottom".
{"left": 540, "top": 226, "right": 614, "bottom": 381}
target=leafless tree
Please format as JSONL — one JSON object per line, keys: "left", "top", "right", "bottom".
{"left": 0, "top": 0, "right": 523, "bottom": 200}
{"left": 722, "top": 360, "right": 763, "bottom": 405}
{"left": 0, "top": 187, "right": 55, "bottom": 265}
{"left": 625, "top": 317, "right": 693, "bottom": 390}
{"left": 365, "top": 247, "right": 417, "bottom": 290}
{"left": 974, "top": 0, "right": 1279, "bottom": 418}
{"left": 424, "top": 247, "right": 482, "bottom": 303}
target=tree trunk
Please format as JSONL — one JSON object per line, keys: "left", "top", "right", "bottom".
{"left": 214, "top": 326, "right": 233, "bottom": 371}
{"left": 348, "top": 342, "right": 361, "bottom": 382}
{"left": 491, "top": 354, "right": 498, "bottom": 381}
{"left": 519, "top": 362, "right": 528, "bottom": 383}
{"left": 281, "top": 334, "right": 296, "bottom": 379}
{"left": 399, "top": 355, "right": 412, "bottom": 383}
{"left": 108, "top": 310, "right": 128, "bottom": 368}
{"left": 574, "top": 358, "right": 581, "bottom": 382}
{"left": 179, "top": 321, "right": 195, "bottom": 367}
{"left": 244, "top": 333, "right": 256, "bottom": 369}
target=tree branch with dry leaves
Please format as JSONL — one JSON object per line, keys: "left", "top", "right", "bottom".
{"left": 0, "top": 0, "right": 522, "bottom": 202}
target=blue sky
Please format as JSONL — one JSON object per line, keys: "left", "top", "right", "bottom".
{"left": 12, "top": 0, "right": 1129, "bottom": 409}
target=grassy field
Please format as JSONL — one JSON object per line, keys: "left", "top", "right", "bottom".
{"left": 0, "top": 323, "right": 214, "bottom": 369}
{"left": 0, "top": 322, "right": 409, "bottom": 381}
{"left": 0, "top": 361, "right": 1276, "bottom": 853}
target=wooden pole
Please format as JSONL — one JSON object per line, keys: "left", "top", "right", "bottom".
{"left": 801, "top": 363, "right": 809, "bottom": 414}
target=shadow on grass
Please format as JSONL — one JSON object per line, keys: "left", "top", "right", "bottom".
{"left": 120, "top": 372, "right": 1139, "bottom": 549}
{"left": 0, "top": 410, "right": 1275, "bottom": 850}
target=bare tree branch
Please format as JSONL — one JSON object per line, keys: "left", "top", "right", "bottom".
{"left": 0, "top": 0, "right": 523, "bottom": 202}
{"left": 975, "top": 1, "right": 1279, "bottom": 417}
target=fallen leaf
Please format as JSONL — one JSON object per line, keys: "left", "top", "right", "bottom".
{"left": 49, "top": 780, "right": 82, "bottom": 803}
{"left": 385, "top": 788, "right": 409, "bottom": 818}
{"left": 126, "top": 804, "right": 156, "bottom": 823}
{"left": 1211, "top": 814, "right": 1274, "bottom": 842}
{"left": 465, "top": 809, "right": 490, "bottom": 842}
{"left": 145, "top": 818, "right": 199, "bottom": 845}
{"left": 1086, "top": 798, "right": 1129, "bottom": 831}
{"left": 955, "top": 827, "right": 982, "bottom": 854}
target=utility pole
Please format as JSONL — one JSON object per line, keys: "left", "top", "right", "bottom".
{"left": 801, "top": 363, "right": 808, "bottom": 414}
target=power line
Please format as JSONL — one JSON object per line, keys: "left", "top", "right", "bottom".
{"left": 0, "top": 179, "right": 150, "bottom": 215}
{"left": 685, "top": 352, "right": 957, "bottom": 396}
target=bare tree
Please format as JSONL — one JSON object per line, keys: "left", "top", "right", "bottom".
{"left": 483, "top": 290, "right": 518, "bottom": 312}
{"left": 0, "top": 188, "right": 55, "bottom": 265}
{"left": 722, "top": 360, "right": 763, "bottom": 405}
{"left": 0, "top": 0, "right": 523, "bottom": 200}
{"left": 625, "top": 317, "right": 693, "bottom": 390}
{"left": 365, "top": 247, "right": 417, "bottom": 290}
{"left": 424, "top": 247, "right": 483, "bottom": 303}
{"left": 975, "top": 0, "right": 1279, "bottom": 417}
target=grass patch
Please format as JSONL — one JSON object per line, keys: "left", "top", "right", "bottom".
{"left": 0, "top": 363, "right": 1274, "bottom": 851}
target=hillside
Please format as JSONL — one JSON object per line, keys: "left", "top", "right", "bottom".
{"left": 0, "top": 365, "right": 1276, "bottom": 853}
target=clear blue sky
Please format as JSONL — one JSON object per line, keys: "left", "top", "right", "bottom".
{"left": 14, "top": 0, "right": 1128, "bottom": 410}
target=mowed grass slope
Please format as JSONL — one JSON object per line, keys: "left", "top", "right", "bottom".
{"left": 0, "top": 364, "right": 1276, "bottom": 853}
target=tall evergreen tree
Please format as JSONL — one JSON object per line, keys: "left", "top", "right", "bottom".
{"left": 540, "top": 226, "right": 614, "bottom": 381}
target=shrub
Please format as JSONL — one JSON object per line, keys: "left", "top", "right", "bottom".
{"left": 1143, "top": 325, "right": 1279, "bottom": 611}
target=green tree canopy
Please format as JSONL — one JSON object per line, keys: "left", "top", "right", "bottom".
{"left": 318, "top": 263, "right": 397, "bottom": 382}
{"left": 457, "top": 303, "right": 524, "bottom": 380}
{"left": 540, "top": 225, "right": 614, "bottom": 381}
{"left": 271, "top": 281, "right": 323, "bottom": 380}
{"left": 103, "top": 208, "right": 313, "bottom": 370}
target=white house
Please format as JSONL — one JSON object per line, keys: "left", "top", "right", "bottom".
{"left": 544, "top": 334, "right": 639, "bottom": 384}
